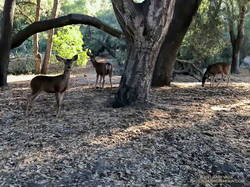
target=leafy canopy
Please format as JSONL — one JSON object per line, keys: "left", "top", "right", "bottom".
{"left": 181, "top": 0, "right": 227, "bottom": 63}
{"left": 53, "top": 25, "right": 88, "bottom": 66}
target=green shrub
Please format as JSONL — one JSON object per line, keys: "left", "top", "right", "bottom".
{"left": 8, "top": 55, "right": 35, "bottom": 75}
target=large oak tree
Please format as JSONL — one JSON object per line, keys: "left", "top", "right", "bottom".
{"left": 111, "top": 0, "right": 175, "bottom": 107}
{"left": 1, "top": 0, "right": 201, "bottom": 107}
{"left": 0, "top": 0, "right": 16, "bottom": 87}
{"left": 152, "top": 0, "right": 201, "bottom": 86}
{"left": 225, "top": 0, "right": 250, "bottom": 73}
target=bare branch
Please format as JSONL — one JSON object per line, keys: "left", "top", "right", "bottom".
{"left": 11, "top": 14, "right": 124, "bottom": 49}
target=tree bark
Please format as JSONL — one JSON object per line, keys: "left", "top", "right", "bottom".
{"left": 41, "top": 0, "right": 59, "bottom": 74}
{"left": 112, "top": 0, "right": 175, "bottom": 107}
{"left": 33, "top": 0, "right": 41, "bottom": 74}
{"left": 152, "top": 0, "right": 201, "bottom": 87}
{"left": 113, "top": 42, "right": 160, "bottom": 107}
{"left": 230, "top": 5, "right": 246, "bottom": 74}
{"left": 0, "top": 0, "right": 16, "bottom": 87}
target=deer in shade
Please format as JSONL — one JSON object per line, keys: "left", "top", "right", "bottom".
{"left": 202, "top": 62, "right": 231, "bottom": 87}
{"left": 87, "top": 50, "right": 113, "bottom": 89}
{"left": 26, "top": 55, "right": 78, "bottom": 117}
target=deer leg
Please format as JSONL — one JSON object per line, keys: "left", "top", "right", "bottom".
{"left": 210, "top": 76, "right": 214, "bottom": 87}
{"left": 226, "top": 75, "right": 230, "bottom": 86}
{"left": 109, "top": 73, "right": 112, "bottom": 88}
{"left": 95, "top": 74, "right": 99, "bottom": 88}
{"left": 55, "top": 93, "right": 59, "bottom": 108}
{"left": 212, "top": 75, "right": 217, "bottom": 87}
{"left": 102, "top": 75, "right": 105, "bottom": 89}
{"left": 222, "top": 74, "right": 226, "bottom": 81}
{"left": 99, "top": 75, "right": 103, "bottom": 88}
{"left": 56, "top": 92, "right": 65, "bottom": 118}
{"left": 26, "top": 91, "right": 40, "bottom": 116}
{"left": 215, "top": 74, "right": 223, "bottom": 87}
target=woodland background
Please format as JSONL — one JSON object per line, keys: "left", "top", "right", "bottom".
{"left": 0, "top": 0, "right": 250, "bottom": 186}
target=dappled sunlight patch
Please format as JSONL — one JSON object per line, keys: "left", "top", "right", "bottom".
{"left": 21, "top": 147, "right": 57, "bottom": 166}
{"left": 7, "top": 74, "right": 35, "bottom": 83}
{"left": 211, "top": 99, "right": 250, "bottom": 111}
{"left": 172, "top": 82, "right": 201, "bottom": 88}
{"left": 1, "top": 73, "right": 250, "bottom": 185}
{"left": 89, "top": 120, "right": 165, "bottom": 147}
{"left": 12, "top": 87, "right": 30, "bottom": 91}
{"left": 150, "top": 109, "right": 171, "bottom": 119}
{"left": 211, "top": 106, "right": 231, "bottom": 111}
{"left": 88, "top": 118, "right": 195, "bottom": 149}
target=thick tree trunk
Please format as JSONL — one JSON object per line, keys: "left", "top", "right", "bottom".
{"left": 111, "top": 0, "right": 175, "bottom": 107}
{"left": 152, "top": 0, "right": 201, "bottom": 87}
{"left": 41, "top": 0, "right": 59, "bottom": 74}
{"left": 33, "top": 0, "right": 41, "bottom": 74}
{"left": 0, "top": 0, "right": 16, "bottom": 87}
{"left": 113, "top": 42, "right": 161, "bottom": 107}
{"left": 231, "top": 44, "right": 241, "bottom": 73}
{"left": 230, "top": 5, "right": 246, "bottom": 74}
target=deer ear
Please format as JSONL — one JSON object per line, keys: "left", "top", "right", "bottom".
{"left": 72, "top": 55, "right": 78, "bottom": 61}
{"left": 87, "top": 50, "right": 92, "bottom": 57}
{"left": 56, "top": 55, "right": 64, "bottom": 62}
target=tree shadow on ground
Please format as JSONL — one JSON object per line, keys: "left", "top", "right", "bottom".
{"left": 0, "top": 77, "right": 249, "bottom": 186}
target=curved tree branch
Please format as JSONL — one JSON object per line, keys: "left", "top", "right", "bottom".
{"left": 11, "top": 13, "right": 124, "bottom": 49}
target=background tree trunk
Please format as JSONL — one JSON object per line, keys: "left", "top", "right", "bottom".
{"left": 0, "top": 0, "right": 16, "bottom": 87}
{"left": 33, "top": 0, "right": 41, "bottom": 74}
{"left": 114, "top": 42, "right": 161, "bottom": 107}
{"left": 40, "top": 0, "right": 59, "bottom": 74}
{"left": 112, "top": 0, "right": 175, "bottom": 107}
{"left": 230, "top": 5, "right": 246, "bottom": 74}
{"left": 152, "top": 0, "right": 201, "bottom": 87}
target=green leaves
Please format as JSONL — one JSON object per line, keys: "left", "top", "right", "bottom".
{"left": 181, "top": 0, "right": 226, "bottom": 62}
{"left": 53, "top": 25, "right": 88, "bottom": 66}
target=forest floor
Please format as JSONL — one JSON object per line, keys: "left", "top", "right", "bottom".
{"left": 0, "top": 68, "right": 250, "bottom": 186}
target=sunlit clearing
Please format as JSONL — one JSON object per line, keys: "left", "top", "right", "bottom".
{"left": 7, "top": 75, "right": 35, "bottom": 83}
{"left": 211, "top": 106, "right": 230, "bottom": 111}
{"left": 7, "top": 74, "right": 65, "bottom": 83}
{"left": 89, "top": 121, "right": 163, "bottom": 148}
{"left": 172, "top": 82, "right": 201, "bottom": 88}
{"left": 12, "top": 87, "right": 30, "bottom": 91}
{"left": 133, "top": 0, "right": 144, "bottom": 3}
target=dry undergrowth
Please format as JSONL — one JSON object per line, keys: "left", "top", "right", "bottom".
{"left": 0, "top": 71, "right": 250, "bottom": 186}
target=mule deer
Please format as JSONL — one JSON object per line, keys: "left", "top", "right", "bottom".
{"left": 26, "top": 55, "right": 78, "bottom": 117}
{"left": 202, "top": 62, "right": 231, "bottom": 87}
{"left": 87, "top": 50, "right": 112, "bottom": 88}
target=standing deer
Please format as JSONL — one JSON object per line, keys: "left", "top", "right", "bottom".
{"left": 26, "top": 55, "right": 78, "bottom": 117}
{"left": 202, "top": 62, "right": 231, "bottom": 87}
{"left": 87, "top": 50, "right": 113, "bottom": 89}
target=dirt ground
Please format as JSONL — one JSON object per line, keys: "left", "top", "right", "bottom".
{"left": 0, "top": 69, "right": 250, "bottom": 186}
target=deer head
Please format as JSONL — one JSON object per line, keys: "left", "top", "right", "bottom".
{"left": 56, "top": 55, "right": 78, "bottom": 72}
{"left": 86, "top": 49, "right": 94, "bottom": 57}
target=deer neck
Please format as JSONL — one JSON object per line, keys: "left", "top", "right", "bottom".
{"left": 91, "top": 59, "right": 98, "bottom": 68}
{"left": 63, "top": 69, "right": 71, "bottom": 81}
